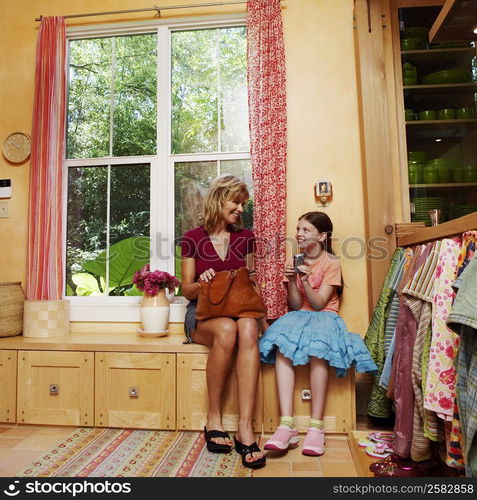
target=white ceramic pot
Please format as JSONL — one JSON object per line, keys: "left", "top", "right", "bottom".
{"left": 140, "top": 290, "right": 170, "bottom": 334}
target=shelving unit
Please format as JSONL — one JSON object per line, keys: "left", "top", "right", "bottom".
{"left": 399, "top": 4, "right": 477, "bottom": 227}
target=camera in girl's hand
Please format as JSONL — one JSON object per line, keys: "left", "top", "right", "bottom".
{"left": 293, "top": 253, "right": 306, "bottom": 273}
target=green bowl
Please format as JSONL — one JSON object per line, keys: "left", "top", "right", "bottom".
{"left": 401, "top": 37, "right": 426, "bottom": 50}
{"left": 421, "top": 69, "right": 472, "bottom": 85}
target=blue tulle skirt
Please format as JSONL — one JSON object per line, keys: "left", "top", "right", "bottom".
{"left": 259, "top": 310, "right": 378, "bottom": 377}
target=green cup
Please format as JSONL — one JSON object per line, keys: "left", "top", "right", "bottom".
{"left": 419, "top": 110, "right": 436, "bottom": 120}
{"left": 456, "top": 107, "right": 475, "bottom": 119}
{"left": 408, "top": 161, "right": 423, "bottom": 184}
{"left": 463, "top": 165, "right": 477, "bottom": 182}
{"left": 451, "top": 164, "right": 463, "bottom": 183}
{"left": 437, "top": 108, "right": 456, "bottom": 120}
{"left": 423, "top": 164, "right": 438, "bottom": 183}
{"left": 408, "top": 151, "right": 428, "bottom": 162}
{"left": 405, "top": 109, "right": 416, "bottom": 121}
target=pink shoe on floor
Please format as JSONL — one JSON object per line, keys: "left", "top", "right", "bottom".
{"left": 264, "top": 425, "right": 299, "bottom": 451}
{"left": 302, "top": 427, "right": 325, "bottom": 456}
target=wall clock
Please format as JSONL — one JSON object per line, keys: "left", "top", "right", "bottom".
{"left": 2, "top": 132, "right": 32, "bottom": 164}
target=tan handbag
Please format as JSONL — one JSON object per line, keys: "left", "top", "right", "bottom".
{"left": 195, "top": 267, "right": 266, "bottom": 320}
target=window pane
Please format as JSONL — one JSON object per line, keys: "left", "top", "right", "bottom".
{"left": 171, "top": 27, "right": 248, "bottom": 154}
{"left": 66, "top": 166, "right": 108, "bottom": 295}
{"left": 174, "top": 160, "right": 253, "bottom": 285}
{"left": 110, "top": 164, "right": 150, "bottom": 245}
{"left": 174, "top": 161, "right": 218, "bottom": 238}
{"left": 67, "top": 38, "right": 112, "bottom": 158}
{"left": 112, "top": 35, "right": 157, "bottom": 156}
{"left": 66, "top": 164, "right": 151, "bottom": 297}
{"left": 67, "top": 34, "right": 157, "bottom": 159}
{"left": 220, "top": 159, "right": 253, "bottom": 229}
{"left": 220, "top": 28, "right": 249, "bottom": 152}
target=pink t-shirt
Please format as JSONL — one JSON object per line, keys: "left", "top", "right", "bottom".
{"left": 294, "top": 252, "right": 342, "bottom": 313}
{"left": 181, "top": 226, "right": 255, "bottom": 280}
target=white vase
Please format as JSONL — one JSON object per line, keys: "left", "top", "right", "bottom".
{"left": 139, "top": 290, "right": 170, "bottom": 335}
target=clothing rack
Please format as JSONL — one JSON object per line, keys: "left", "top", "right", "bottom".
{"left": 397, "top": 212, "right": 477, "bottom": 247}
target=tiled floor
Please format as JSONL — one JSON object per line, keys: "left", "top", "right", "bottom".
{"left": 0, "top": 424, "right": 364, "bottom": 478}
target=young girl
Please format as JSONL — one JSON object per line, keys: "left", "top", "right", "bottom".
{"left": 259, "top": 211, "right": 377, "bottom": 456}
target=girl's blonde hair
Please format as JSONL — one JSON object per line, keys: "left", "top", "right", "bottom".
{"left": 200, "top": 174, "right": 250, "bottom": 233}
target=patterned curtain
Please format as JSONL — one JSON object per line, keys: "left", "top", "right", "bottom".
{"left": 26, "top": 17, "right": 67, "bottom": 300}
{"left": 247, "top": 0, "right": 288, "bottom": 318}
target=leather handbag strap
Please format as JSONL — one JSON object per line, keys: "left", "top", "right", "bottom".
{"left": 206, "top": 270, "right": 236, "bottom": 305}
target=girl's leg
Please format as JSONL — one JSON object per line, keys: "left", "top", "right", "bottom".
{"left": 263, "top": 351, "right": 299, "bottom": 451}
{"left": 235, "top": 317, "right": 263, "bottom": 464}
{"left": 193, "top": 317, "right": 237, "bottom": 446}
{"left": 275, "top": 350, "right": 295, "bottom": 417}
{"left": 309, "top": 356, "right": 329, "bottom": 419}
{"left": 302, "top": 356, "right": 328, "bottom": 456}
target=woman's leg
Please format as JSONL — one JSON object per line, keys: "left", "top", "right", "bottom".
{"left": 309, "top": 357, "right": 329, "bottom": 420}
{"left": 235, "top": 317, "right": 263, "bottom": 463}
{"left": 275, "top": 350, "right": 295, "bottom": 417}
{"left": 193, "top": 317, "right": 237, "bottom": 446}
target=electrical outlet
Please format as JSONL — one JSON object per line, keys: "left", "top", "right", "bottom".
{"left": 0, "top": 200, "right": 8, "bottom": 218}
{"left": 301, "top": 389, "right": 312, "bottom": 400}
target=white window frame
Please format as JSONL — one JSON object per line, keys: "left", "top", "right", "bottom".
{"left": 64, "top": 14, "right": 250, "bottom": 322}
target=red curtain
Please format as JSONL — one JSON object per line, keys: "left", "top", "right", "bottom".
{"left": 26, "top": 17, "right": 67, "bottom": 300}
{"left": 247, "top": 0, "right": 288, "bottom": 318}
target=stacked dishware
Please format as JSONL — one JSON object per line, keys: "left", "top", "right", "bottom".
{"left": 448, "top": 204, "right": 477, "bottom": 219}
{"left": 426, "top": 159, "right": 451, "bottom": 183}
{"left": 407, "top": 151, "right": 427, "bottom": 184}
{"left": 411, "top": 196, "right": 447, "bottom": 225}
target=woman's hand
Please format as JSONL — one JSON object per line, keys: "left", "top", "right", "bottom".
{"left": 199, "top": 268, "right": 216, "bottom": 283}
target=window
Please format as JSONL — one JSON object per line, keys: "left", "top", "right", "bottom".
{"left": 65, "top": 18, "right": 251, "bottom": 319}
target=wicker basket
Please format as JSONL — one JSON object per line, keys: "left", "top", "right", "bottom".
{"left": 0, "top": 282, "right": 25, "bottom": 337}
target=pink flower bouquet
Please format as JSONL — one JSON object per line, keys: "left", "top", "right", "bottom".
{"left": 132, "top": 265, "right": 180, "bottom": 296}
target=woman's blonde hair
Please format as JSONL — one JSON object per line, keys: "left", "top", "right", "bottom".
{"left": 200, "top": 174, "right": 250, "bottom": 233}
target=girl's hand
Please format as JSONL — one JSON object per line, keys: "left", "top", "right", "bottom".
{"left": 297, "top": 265, "right": 313, "bottom": 283}
{"left": 199, "top": 268, "right": 215, "bottom": 283}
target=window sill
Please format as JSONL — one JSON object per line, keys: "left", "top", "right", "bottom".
{"left": 67, "top": 297, "right": 188, "bottom": 323}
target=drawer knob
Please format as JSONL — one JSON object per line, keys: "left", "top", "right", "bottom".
{"left": 49, "top": 384, "right": 59, "bottom": 395}
{"left": 129, "top": 387, "right": 139, "bottom": 398}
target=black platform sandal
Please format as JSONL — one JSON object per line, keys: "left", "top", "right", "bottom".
{"left": 233, "top": 437, "right": 266, "bottom": 469}
{"left": 204, "top": 427, "right": 232, "bottom": 453}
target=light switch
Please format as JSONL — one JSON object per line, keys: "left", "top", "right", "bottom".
{"left": 0, "top": 200, "right": 9, "bottom": 218}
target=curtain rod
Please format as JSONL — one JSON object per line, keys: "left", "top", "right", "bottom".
{"left": 35, "top": 1, "right": 285, "bottom": 22}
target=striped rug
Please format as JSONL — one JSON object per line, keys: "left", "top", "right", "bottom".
{"left": 17, "top": 428, "right": 254, "bottom": 477}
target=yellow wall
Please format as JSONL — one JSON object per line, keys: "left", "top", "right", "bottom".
{"left": 0, "top": 0, "right": 369, "bottom": 333}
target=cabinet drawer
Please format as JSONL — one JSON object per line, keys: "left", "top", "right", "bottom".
{"left": 177, "top": 353, "right": 263, "bottom": 432}
{"left": 17, "top": 351, "right": 94, "bottom": 426}
{"left": 95, "top": 352, "right": 175, "bottom": 430}
{"left": 0, "top": 350, "right": 17, "bottom": 423}
{"left": 263, "top": 364, "right": 355, "bottom": 433}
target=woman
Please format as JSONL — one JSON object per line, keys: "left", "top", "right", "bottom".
{"left": 180, "top": 174, "right": 266, "bottom": 469}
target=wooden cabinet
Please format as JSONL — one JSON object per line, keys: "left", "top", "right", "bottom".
{"left": 262, "top": 364, "right": 355, "bottom": 433}
{"left": 0, "top": 331, "right": 355, "bottom": 433}
{"left": 95, "top": 352, "right": 176, "bottom": 429}
{"left": 177, "top": 353, "right": 263, "bottom": 432}
{"left": 17, "top": 351, "right": 94, "bottom": 426}
{"left": 0, "top": 350, "right": 16, "bottom": 423}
